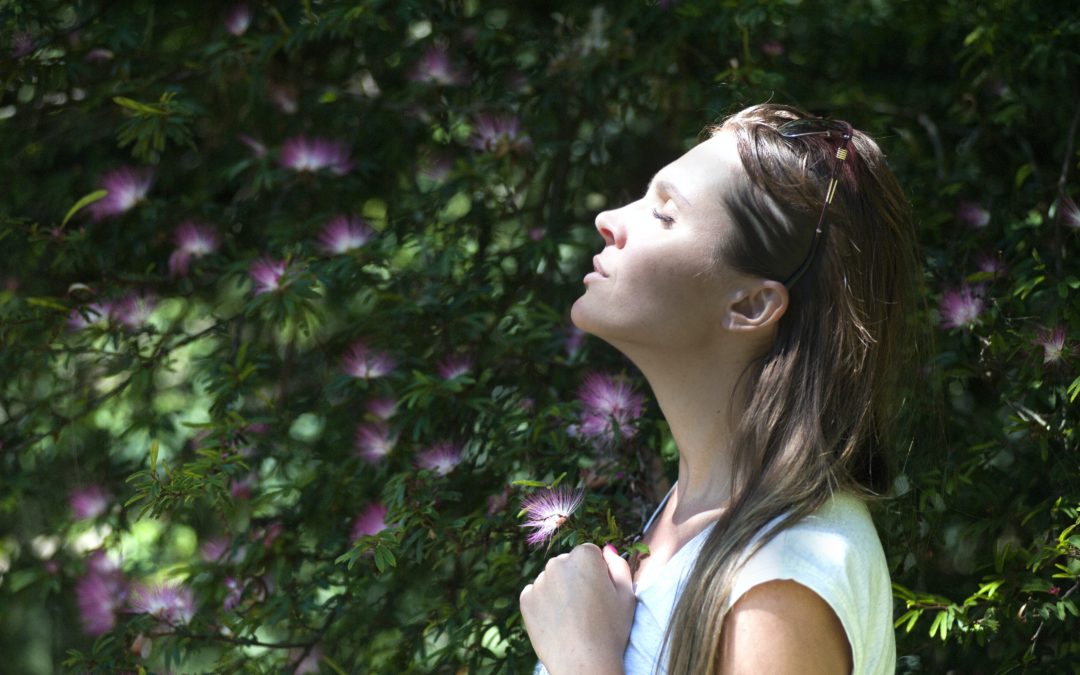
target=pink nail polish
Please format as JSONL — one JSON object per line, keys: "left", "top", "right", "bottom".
{"left": 604, "top": 544, "right": 618, "bottom": 556}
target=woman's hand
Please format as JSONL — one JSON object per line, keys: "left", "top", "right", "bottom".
{"left": 519, "top": 543, "right": 636, "bottom": 675}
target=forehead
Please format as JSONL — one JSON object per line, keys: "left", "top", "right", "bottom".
{"left": 652, "top": 132, "right": 741, "bottom": 207}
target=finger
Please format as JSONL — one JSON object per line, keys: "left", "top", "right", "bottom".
{"left": 602, "top": 544, "right": 634, "bottom": 595}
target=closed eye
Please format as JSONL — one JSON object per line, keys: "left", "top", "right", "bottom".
{"left": 652, "top": 208, "right": 675, "bottom": 226}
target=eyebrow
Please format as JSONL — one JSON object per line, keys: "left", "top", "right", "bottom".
{"left": 647, "top": 177, "right": 692, "bottom": 208}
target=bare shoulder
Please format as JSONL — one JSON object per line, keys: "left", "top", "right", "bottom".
{"left": 718, "top": 579, "right": 852, "bottom": 675}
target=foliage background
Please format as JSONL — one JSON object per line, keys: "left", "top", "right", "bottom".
{"left": 1, "top": 0, "right": 1078, "bottom": 672}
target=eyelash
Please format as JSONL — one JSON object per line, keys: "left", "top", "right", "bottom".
{"left": 652, "top": 208, "right": 675, "bottom": 226}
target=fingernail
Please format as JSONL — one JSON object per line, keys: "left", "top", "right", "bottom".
{"left": 604, "top": 544, "right": 618, "bottom": 556}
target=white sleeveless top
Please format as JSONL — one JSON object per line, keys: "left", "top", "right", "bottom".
{"left": 534, "top": 486, "right": 896, "bottom": 675}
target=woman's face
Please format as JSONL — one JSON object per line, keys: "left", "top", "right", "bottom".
{"left": 571, "top": 131, "right": 749, "bottom": 351}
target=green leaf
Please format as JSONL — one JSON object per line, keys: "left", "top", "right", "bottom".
{"left": 113, "top": 96, "right": 168, "bottom": 115}
{"left": 61, "top": 190, "right": 108, "bottom": 227}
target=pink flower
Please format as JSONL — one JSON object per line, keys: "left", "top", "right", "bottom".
{"left": 249, "top": 256, "right": 288, "bottom": 295}
{"left": 269, "top": 83, "right": 298, "bottom": 114}
{"left": 351, "top": 502, "right": 389, "bottom": 541}
{"left": 223, "top": 576, "right": 244, "bottom": 611}
{"left": 470, "top": 113, "right": 531, "bottom": 156}
{"left": 169, "top": 221, "right": 220, "bottom": 276}
{"left": 131, "top": 582, "right": 195, "bottom": 626}
{"left": 224, "top": 4, "right": 252, "bottom": 36}
{"left": 76, "top": 552, "right": 128, "bottom": 635}
{"left": 415, "top": 441, "right": 462, "bottom": 476}
{"left": 238, "top": 133, "right": 268, "bottom": 158}
{"left": 88, "top": 167, "right": 154, "bottom": 220}
{"left": 318, "top": 215, "right": 374, "bottom": 254}
{"left": 200, "top": 537, "right": 232, "bottom": 563}
{"left": 760, "top": 40, "right": 785, "bottom": 57}
{"left": 343, "top": 342, "right": 395, "bottom": 379}
{"left": 974, "top": 252, "right": 1007, "bottom": 278}
{"left": 564, "top": 325, "right": 586, "bottom": 357}
{"left": 230, "top": 473, "right": 257, "bottom": 500}
{"left": 437, "top": 354, "right": 473, "bottom": 380}
{"left": 417, "top": 153, "right": 453, "bottom": 186}
{"left": 938, "top": 284, "right": 985, "bottom": 330}
{"left": 409, "top": 44, "right": 467, "bottom": 86}
{"left": 67, "top": 301, "right": 114, "bottom": 330}
{"left": 355, "top": 423, "right": 395, "bottom": 463}
{"left": 1034, "top": 326, "right": 1068, "bottom": 365}
{"left": 520, "top": 485, "right": 585, "bottom": 548}
{"left": 114, "top": 292, "right": 157, "bottom": 329}
{"left": 280, "top": 135, "right": 352, "bottom": 175}
{"left": 575, "top": 372, "right": 645, "bottom": 445}
{"left": 69, "top": 485, "right": 109, "bottom": 520}
{"left": 956, "top": 201, "right": 990, "bottom": 228}
{"left": 365, "top": 397, "right": 398, "bottom": 420}
{"left": 1057, "top": 195, "right": 1080, "bottom": 230}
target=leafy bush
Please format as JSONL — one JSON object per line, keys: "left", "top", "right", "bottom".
{"left": 1, "top": 0, "right": 1077, "bottom": 672}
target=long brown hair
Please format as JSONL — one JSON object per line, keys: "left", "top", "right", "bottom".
{"left": 661, "top": 103, "right": 918, "bottom": 672}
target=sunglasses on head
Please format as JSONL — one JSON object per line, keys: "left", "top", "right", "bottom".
{"left": 775, "top": 118, "right": 854, "bottom": 288}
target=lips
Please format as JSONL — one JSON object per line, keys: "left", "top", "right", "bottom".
{"left": 592, "top": 256, "right": 608, "bottom": 277}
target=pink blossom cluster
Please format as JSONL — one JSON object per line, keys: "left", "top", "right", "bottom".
{"left": 279, "top": 135, "right": 353, "bottom": 175}
{"left": 1034, "top": 326, "right": 1070, "bottom": 365}
{"left": 75, "top": 552, "right": 128, "bottom": 635}
{"left": 572, "top": 372, "right": 645, "bottom": 447}
{"left": 169, "top": 221, "right": 219, "bottom": 276}
{"left": 130, "top": 582, "right": 195, "bottom": 627}
{"left": 520, "top": 485, "right": 585, "bottom": 548}
{"left": 437, "top": 353, "right": 473, "bottom": 380}
{"left": 249, "top": 256, "right": 290, "bottom": 295}
{"left": 409, "top": 44, "right": 467, "bottom": 86}
{"left": 342, "top": 341, "right": 395, "bottom": 379}
{"left": 415, "top": 441, "right": 462, "bottom": 476}
{"left": 224, "top": 4, "right": 251, "bottom": 36}
{"left": 318, "top": 215, "right": 374, "bottom": 255}
{"left": 88, "top": 167, "right": 154, "bottom": 221}
{"left": 351, "top": 502, "right": 389, "bottom": 541}
{"left": 67, "top": 293, "right": 157, "bottom": 331}
{"left": 470, "top": 113, "right": 531, "bottom": 156}
{"left": 69, "top": 485, "right": 109, "bottom": 520}
{"left": 938, "top": 284, "right": 986, "bottom": 330}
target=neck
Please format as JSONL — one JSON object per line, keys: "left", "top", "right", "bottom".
{"left": 618, "top": 337, "right": 759, "bottom": 523}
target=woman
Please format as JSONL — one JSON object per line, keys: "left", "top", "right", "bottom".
{"left": 520, "top": 103, "right": 916, "bottom": 674}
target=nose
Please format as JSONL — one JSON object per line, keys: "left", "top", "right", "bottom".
{"left": 594, "top": 208, "right": 626, "bottom": 248}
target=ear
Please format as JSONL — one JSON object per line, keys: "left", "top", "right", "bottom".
{"left": 722, "top": 280, "right": 788, "bottom": 332}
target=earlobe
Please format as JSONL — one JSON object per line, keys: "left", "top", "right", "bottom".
{"left": 723, "top": 281, "right": 788, "bottom": 331}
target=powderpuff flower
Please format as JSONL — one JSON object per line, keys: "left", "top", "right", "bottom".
{"left": 318, "top": 215, "right": 374, "bottom": 255}
{"left": 365, "top": 397, "right": 398, "bottom": 420}
{"left": 169, "top": 221, "right": 220, "bottom": 276}
{"left": 88, "top": 167, "right": 154, "bottom": 220}
{"left": 222, "top": 576, "right": 244, "bottom": 612}
{"left": 564, "top": 325, "right": 586, "bottom": 357}
{"left": 1057, "top": 195, "right": 1080, "bottom": 230}
{"left": 280, "top": 135, "right": 352, "bottom": 175}
{"left": 760, "top": 40, "right": 785, "bottom": 57}
{"left": 351, "top": 502, "right": 389, "bottom": 541}
{"left": 269, "top": 83, "right": 298, "bottom": 114}
{"left": 974, "top": 252, "right": 1007, "bottom": 278}
{"left": 249, "top": 256, "right": 288, "bottom": 295}
{"left": 415, "top": 442, "right": 462, "bottom": 476}
{"left": 114, "top": 292, "right": 157, "bottom": 329}
{"left": 575, "top": 372, "right": 645, "bottom": 445}
{"left": 417, "top": 153, "right": 453, "bottom": 187}
{"left": 470, "top": 113, "right": 531, "bottom": 156}
{"left": 956, "top": 201, "right": 991, "bottom": 228}
{"left": 131, "top": 582, "right": 195, "bottom": 626}
{"left": 520, "top": 485, "right": 585, "bottom": 548}
{"left": 409, "top": 44, "right": 467, "bottom": 86}
{"left": 75, "top": 552, "right": 128, "bottom": 636}
{"left": 355, "top": 423, "right": 395, "bottom": 463}
{"left": 69, "top": 485, "right": 109, "bottom": 520}
{"left": 67, "top": 301, "right": 114, "bottom": 330}
{"left": 200, "top": 537, "right": 232, "bottom": 563}
{"left": 938, "top": 284, "right": 985, "bottom": 330}
{"left": 1034, "top": 326, "right": 1069, "bottom": 365}
{"left": 343, "top": 342, "right": 395, "bottom": 379}
{"left": 238, "top": 133, "right": 268, "bottom": 158}
{"left": 224, "top": 4, "right": 251, "bottom": 35}
{"left": 437, "top": 354, "right": 473, "bottom": 380}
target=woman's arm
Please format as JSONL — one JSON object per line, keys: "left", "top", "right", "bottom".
{"left": 519, "top": 543, "right": 636, "bottom": 675}
{"left": 718, "top": 579, "right": 852, "bottom": 674}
